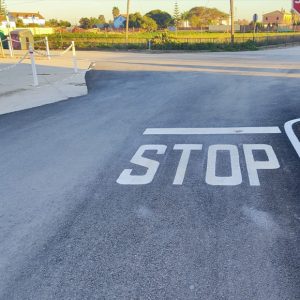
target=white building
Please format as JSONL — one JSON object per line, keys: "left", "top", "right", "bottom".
{"left": 0, "top": 15, "right": 16, "bottom": 28}
{"left": 179, "top": 20, "right": 190, "bottom": 28}
{"left": 8, "top": 12, "right": 45, "bottom": 26}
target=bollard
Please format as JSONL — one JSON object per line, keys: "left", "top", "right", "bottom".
{"left": 0, "top": 40, "right": 5, "bottom": 58}
{"left": 45, "top": 36, "right": 51, "bottom": 60}
{"left": 71, "top": 41, "right": 78, "bottom": 74}
{"left": 7, "top": 36, "right": 14, "bottom": 58}
{"left": 29, "top": 45, "right": 39, "bottom": 87}
{"left": 6, "top": 13, "right": 14, "bottom": 57}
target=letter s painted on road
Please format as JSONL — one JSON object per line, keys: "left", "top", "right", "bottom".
{"left": 116, "top": 144, "right": 167, "bottom": 185}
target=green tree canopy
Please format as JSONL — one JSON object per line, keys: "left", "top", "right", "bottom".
{"left": 89, "top": 17, "right": 99, "bottom": 27}
{"left": 112, "top": 6, "right": 120, "bottom": 19}
{"left": 188, "top": 7, "right": 229, "bottom": 27}
{"left": 128, "top": 12, "right": 143, "bottom": 28}
{"left": 46, "top": 19, "right": 59, "bottom": 27}
{"left": 59, "top": 20, "right": 71, "bottom": 27}
{"left": 79, "top": 16, "right": 107, "bottom": 29}
{"left": 127, "top": 12, "right": 158, "bottom": 31}
{"left": 98, "top": 15, "right": 106, "bottom": 24}
{"left": 46, "top": 19, "right": 71, "bottom": 27}
{"left": 79, "top": 17, "right": 91, "bottom": 29}
{"left": 146, "top": 10, "right": 173, "bottom": 28}
{"left": 141, "top": 15, "right": 158, "bottom": 32}
{"left": 181, "top": 11, "right": 189, "bottom": 21}
{"left": 16, "top": 18, "right": 24, "bottom": 27}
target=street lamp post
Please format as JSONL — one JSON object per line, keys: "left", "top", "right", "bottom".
{"left": 125, "top": 0, "right": 130, "bottom": 43}
{"left": 230, "top": 0, "right": 234, "bottom": 44}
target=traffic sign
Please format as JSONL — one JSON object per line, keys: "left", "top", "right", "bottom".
{"left": 292, "top": 0, "right": 300, "bottom": 15}
{"left": 253, "top": 13, "right": 258, "bottom": 23}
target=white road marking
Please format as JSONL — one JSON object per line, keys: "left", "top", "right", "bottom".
{"left": 117, "top": 143, "right": 281, "bottom": 186}
{"left": 205, "top": 145, "right": 242, "bottom": 186}
{"left": 144, "top": 127, "right": 282, "bottom": 135}
{"left": 116, "top": 144, "right": 167, "bottom": 185}
{"left": 173, "top": 144, "right": 203, "bottom": 185}
{"left": 243, "top": 144, "right": 280, "bottom": 186}
{"left": 284, "top": 118, "right": 300, "bottom": 158}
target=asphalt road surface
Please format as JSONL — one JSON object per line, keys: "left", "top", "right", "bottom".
{"left": 1, "top": 47, "right": 300, "bottom": 300}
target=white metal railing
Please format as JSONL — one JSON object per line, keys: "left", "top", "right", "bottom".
{"left": 0, "top": 39, "right": 78, "bottom": 87}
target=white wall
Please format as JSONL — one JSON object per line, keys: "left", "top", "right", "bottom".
{"left": 0, "top": 21, "right": 17, "bottom": 28}
{"left": 22, "top": 18, "right": 46, "bottom": 26}
{"left": 0, "top": 27, "right": 54, "bottom": 35}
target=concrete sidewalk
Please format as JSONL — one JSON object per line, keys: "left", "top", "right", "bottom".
{"left": 0, "top": 52, "right": 91, "bottom": 115}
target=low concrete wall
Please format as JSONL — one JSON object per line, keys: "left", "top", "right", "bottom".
{"left": 0, "top": 27, "right": 54, "bottom": 36}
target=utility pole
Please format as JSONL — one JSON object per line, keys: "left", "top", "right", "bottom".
{"left": 125, "top": 0, "right": 130, "bottom": 43}
{"left": 230, "top": 0, "right": 234, "bottom": 44}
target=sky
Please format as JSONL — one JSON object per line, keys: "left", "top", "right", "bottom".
{"left": 6, "top": 0, "right": 292, "bottom": 24}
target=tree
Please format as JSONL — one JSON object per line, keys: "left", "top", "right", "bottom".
{"left": 141, "top": 15, "right": 157, "bottom": 32}
{"left": 89, "top": 17, "right": 99, "bottom": 28}
{"left": 59, "top": 20, "right": 71, "bottom": 27}
{"left": 181, "top": 11, "right": 189, "bottom": 21}
{"left": 79, "top": 17, "right": 91, "bottom": 29}
{"left": 146, "top": 10, "right": 173, "bottom": 28}
{"left": 112, "top": 6, "right": 120, "bottom": 19}
{"left": 173, "top": 1, "right": 181, "bottom": 28}
{"left": 127, "top": 12, "right": 158, "bottom": 31}
{"left": 46, "top": 19, "right": 71, "bottom": 27}
{"left": 188, "top": 7, "right": 228, "bottom": 27}
{"left": 189, "top": 15, "right": 202, "bottom": 28}
{"left": 46, "top": 19, "right": 59, "bottom": 27}
{"left": 98, "top": 15, "right": 106, "bottom": 24}
{"left": 16, "top": 18, "right": 24, "bottom": 27}
{"left": 128, "top": 12, "right": 143, "bottom": 28}
{"left": 0, "top": 0, "right": 6, "bottom": 16}
{"left": 79, "top": 16, "right": 107, "bottom": 29}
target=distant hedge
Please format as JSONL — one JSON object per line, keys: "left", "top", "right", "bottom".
{"left": 34, "top": 32, "right": 300, "bottom": 52}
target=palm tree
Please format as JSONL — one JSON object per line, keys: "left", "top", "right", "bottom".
{"left": 181, "top": 11, "right": 189, "bottom": 28}
{"left": 112, "top": 6, "right": 120, "bottom": 19}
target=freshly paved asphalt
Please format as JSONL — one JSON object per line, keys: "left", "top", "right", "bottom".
{"left": 0, "top": 48, "right": 300, "bottom": 299}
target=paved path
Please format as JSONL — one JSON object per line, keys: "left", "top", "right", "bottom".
{"left": 0, "top": 48, "right": 300, "bottom": 299}
{"left": 0, "top": 52, "right": 90, "bottom": 114}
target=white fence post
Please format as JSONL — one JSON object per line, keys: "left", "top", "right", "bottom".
{"left": 0, "top": 40, "right": 5, "bottom": 57}
{"left": 29, "top": 45, "right": 39, "bottom": 87}
{"left": 7, "top": 36, "right": 14, "bottom": 58}
{"left": 45, "top": 36, "right": 51, "bottom": 60}
{"left": 71, "top": 41, "right": 78, "bottom": 74}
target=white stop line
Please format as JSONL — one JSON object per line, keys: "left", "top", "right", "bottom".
{"left": 117, "top": 119, "right": 300, "bottom": 186}
{"left": 143, "top": 127, "right": 282, "bottom": 135}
